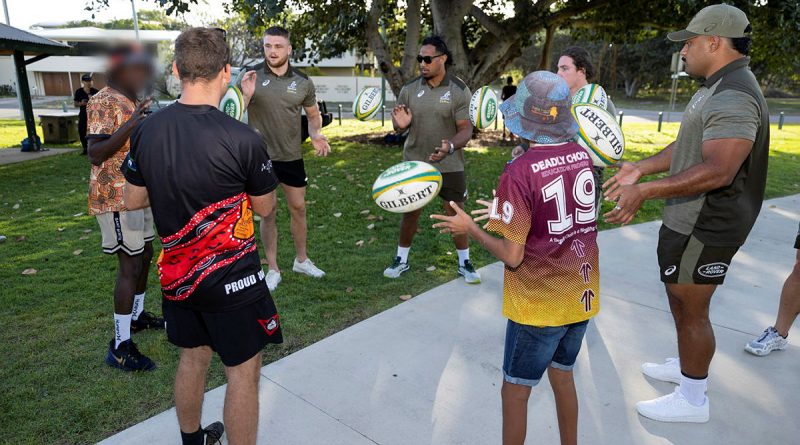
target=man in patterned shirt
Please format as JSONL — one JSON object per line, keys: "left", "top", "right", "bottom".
{"left": 87, "top": 45, "right": 163, "bottom": 372}
{"left": 432, "top": 71, "right": 599, "bottom": 445}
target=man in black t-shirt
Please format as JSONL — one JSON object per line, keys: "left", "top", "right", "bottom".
{"left": 74, "top": 73, "right": 98, "bottom": 154}
{"left": 124, "top": 28, "right": 280, "bottom": 445}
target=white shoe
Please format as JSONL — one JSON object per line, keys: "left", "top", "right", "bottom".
{"left": 384, "top": 256, "right": 410, "bottom": 279}
{"left": 266, "top": 269, "right": 281, "bottom": 292}
{"left": 641, "top": 357, "right": 681, "bottom": 384}
{"left": 636, "top": 387, "right": 709, "bottom": 423}
{"left": 745, "top": 326, "right": 788, "bottom": 356}
{"left": 457, "top": 260, "right": 481, "bottom": 284}
{"left": 293, "top": 258, "right": 326, "bottom": 278}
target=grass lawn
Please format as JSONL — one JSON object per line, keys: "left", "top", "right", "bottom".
{"left": 1, "top": 119, "right": 799, "bottom": 443}
{"left": 0, "top": 118, "right": 82, "bottom": 150}
{"left": 613, "top": 95, "right": 800, "bottom": 115}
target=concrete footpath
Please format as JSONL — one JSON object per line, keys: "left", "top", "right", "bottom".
{"left": 101, "top": 195, "right": 800, "bottom": 445}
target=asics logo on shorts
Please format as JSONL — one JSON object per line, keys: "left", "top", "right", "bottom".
{"left": 664, "top": 265, "right": 677, "bottom": 276}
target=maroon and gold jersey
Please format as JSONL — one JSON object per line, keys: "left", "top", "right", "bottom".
{"left": 486, "top": 142, "right": 600, "bottom": 326}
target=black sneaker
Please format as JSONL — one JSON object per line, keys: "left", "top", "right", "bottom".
{"left": 457, "top": 259, "right": 481, "bottom": 284}
{"left": 203, "top": 421, "right": 225, "bottom": 445}
{"left": 131, "top": 311, "right": 166, "bottom": 333}
{"left": 105, "top": 339, "right": 156, "bottom": 372}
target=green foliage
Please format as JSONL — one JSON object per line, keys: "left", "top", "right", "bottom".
{"left": 76, "top": 6, "right": 186, "bottom": 30}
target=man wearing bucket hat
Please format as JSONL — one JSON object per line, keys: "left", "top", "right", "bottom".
{"left": 432, "top": 71, "right": 600, "bottom": 445}
{"left": 603, "top": 4, "right": 769, "bottom": 423}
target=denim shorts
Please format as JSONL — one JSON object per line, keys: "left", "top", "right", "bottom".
{"left": 503, "top": 319, "right": 590, "bottom": 387}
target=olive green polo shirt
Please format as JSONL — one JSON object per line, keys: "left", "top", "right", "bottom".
{"left": 663, "top": 57, "right": 769, "bottom": 246}
{"left": 397, "top": 73, "right": 471, "bottom": 173}
{"left": 246, "top": 65, "right": 317, "bottom": 162}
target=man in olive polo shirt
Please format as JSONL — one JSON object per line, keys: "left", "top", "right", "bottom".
{"left": 241, "top": 25, "right": 330, "bottom": 292}
{"left": 387, "top": 35, "right": 480, "bottom": 284}
{"left": 603, "top": 4, "right": 768, "bottom": 423}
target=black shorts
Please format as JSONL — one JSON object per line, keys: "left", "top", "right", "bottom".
{"left": 657, "top": 224, "right": 739, "bottom": 285}
{"left": 439, "top": 171, "right": 467, "bottom": 202}
{"left": 272, "top": 159, "right": 308, "bottom": 188}
{"left": 163, "top": 296, "right": 283, "bottom": 367}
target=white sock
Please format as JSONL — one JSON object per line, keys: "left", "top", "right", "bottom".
{"left": 457, "top": 249, "right": 470, "bottom": 266}
{"left": 131, "top": 293, "right": 145, "bottom": 320}
{"left": 679, "top": 374, "right": 707, "bottom": 407}
{"left": 397, "top": 246, "right": 410, "bottom": 263}
{"left": 114, "top": 313, "right": 132, "bottom": 349}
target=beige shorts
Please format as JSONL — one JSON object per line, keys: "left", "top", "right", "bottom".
{"left": 96, "top": 208, "right": 155, "bottom": 256}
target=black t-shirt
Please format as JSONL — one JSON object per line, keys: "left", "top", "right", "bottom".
{"left": 124, "top": 102, "right": 279, "bottom": 311}
{"left": 74, "top": 87, "right": 99, "bottom": 119}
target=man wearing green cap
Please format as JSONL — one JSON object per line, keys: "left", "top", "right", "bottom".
{"left": 604, "top": 4, "right": 769, "bottom": 423}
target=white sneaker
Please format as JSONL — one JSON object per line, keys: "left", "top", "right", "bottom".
{"left": 293, "top": 258, "right": 326, "bottom": 278}
{"left": 384, "top": 256, "right": 410, "bottom": 279}
{"left": 266, "top": 269, "right": 281, "bottom": 292}
{"left": 457, "top": 260, "right": 481, "bottom": 284}
{"left": 641, "top": 357, "right": 681, "bottom": 384}
{"left": 745, "top": 326, "right": 788, "bottom": 356}
{"left": 636, "top": 387, "right": 709, "bottom": 423}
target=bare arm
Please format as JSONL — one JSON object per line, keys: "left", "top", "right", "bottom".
{"left": 249, "top": 191, "right": 277, "bottom": 218}
{"left": 123, "top": 182, "right": 150, "bottom": 210}
{"left": 304, "top": 104, "right": 323, "bottom": 139}
{"left": 604, "top": 138, "right": 753, "bottom": 224}
{"left": 429, "top": 119, "right": 473, "bottom": 163}
{"left": 635, "top": 140, "right": 676, "bottom": 176}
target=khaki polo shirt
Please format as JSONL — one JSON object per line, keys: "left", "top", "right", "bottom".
{"left": 397, "top": 73, "right": 471, "bottom": 173}
{"left": 663, "top": 57, "right": 769, "bottom": 246}
{"left": 246, "top": 65, "right": 317, "bottom": 162}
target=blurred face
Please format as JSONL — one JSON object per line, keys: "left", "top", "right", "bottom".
{"left": 418, "top": 44, "right": 446, "bottom": 79}
{"left": 263, "top": 35, "right": 291, "bottom": 69}
{"left": 82, "top": 80, "right": 93, "bottom": 89}
{"left": 680, "top": 35, "right": 717, "bottom": 78}
{"left": 116, "top": 63, "right": 153, "bottom": 96}
{"left": 556, "top": 56, "right": 586, "bottom": 92}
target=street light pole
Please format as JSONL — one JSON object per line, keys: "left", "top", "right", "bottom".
{"left": 130, "top": 0, "right": 141, "bottom": 41}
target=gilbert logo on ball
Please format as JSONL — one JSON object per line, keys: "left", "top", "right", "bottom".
{"left": 571, "top": 103, "right": 625, "bottom": 167}
{"left": 353, "top": 86, "right": 383, "bottom": 121}
{"left": 469, "top": 86, "right": 497, "bottom": 129}
{"left": 220, "top": 85, "right": 244, "bottom": 121}
{"left": 572, "top": 83, "right": 609, "bottom": 110}
{"left": 372, "top": 161, "right": 442, "bottom": 213}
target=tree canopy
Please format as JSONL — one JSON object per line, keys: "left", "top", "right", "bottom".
{"left": 91, "top": 0, "right": 800, "bottom": 96}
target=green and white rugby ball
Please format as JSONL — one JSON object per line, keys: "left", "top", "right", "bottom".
{"left": 469, "top": 86, "right": 498, "bottom": 129}
{"left": 572, "top": 83, "right": 609, "bottom": 110}
{"left": 372, "top": 161, "right": 442, "bottom": 213}
{"left": 353, "top": 86, "right": 383, "bottom": 121}
{"left": 220, "top": 85, "right": 245, "bottom": 121}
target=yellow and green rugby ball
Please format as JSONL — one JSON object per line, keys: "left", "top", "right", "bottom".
{"left": 469, "top": 86, "right": 498, "bottom": 129}
{"left": 353, "top": 86, "right": 383, "bottom": 121}
{"left": 372, "top": 161, "right": 442, "bottom": 213}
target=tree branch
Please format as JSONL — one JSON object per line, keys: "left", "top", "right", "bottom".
{"left": 400, "top": 0, "right": 422, "bottom": 78}
{"left": 547, "top": 0, "right": 612, "bottom": 26}
{"left": 469, "top": 5, "right": 504, "bottom": 36}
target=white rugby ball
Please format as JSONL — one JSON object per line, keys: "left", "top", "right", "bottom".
{"left": 469, "top": 86, "right": 498, "bottom": 129}
{"left": 572, "top": 83, "right": 608, "bottom": 110}
{"left": 372, "top": 161, "right": 442, "bottom": 213}
{"left": 220, "top": 85, "right": 244, "bottom": 121}
{"left": 571, "top": 103, "right": 625, "bottom": 167}
{"left": 353, "top": 86, "right": 383, "bottom": 121}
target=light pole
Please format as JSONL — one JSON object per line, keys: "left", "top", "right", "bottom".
{"left": 130, "top": 0, "right": 141, "bottom": 41}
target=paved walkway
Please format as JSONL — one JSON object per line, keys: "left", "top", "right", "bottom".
{"left": 101, "top": 195, "right": 800, "bottom": 445}
{"left": 0, "top": 148, "right": 77, "bottom": 165}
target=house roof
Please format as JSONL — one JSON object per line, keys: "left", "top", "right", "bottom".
{"left": 33, "top": 27, "right": 180, "bottom": 43}
{"left": 0, "top": 23, "right": 71, "bottom": 56}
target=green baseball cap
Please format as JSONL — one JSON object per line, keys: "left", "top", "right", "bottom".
{"left": 668, "top": 4, "right": 750, "bottom": 42}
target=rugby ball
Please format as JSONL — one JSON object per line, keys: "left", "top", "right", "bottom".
{"left": 571, "top": 103, "right": 625, "bottom": 167}
{"left": 372, "top": 161, "right": 442, "bottom": 213}
{"left": 469, "top": 86, "right": 498, "bottom": 129}
{"left": 220, "top": 85, "right": 245, "bottom": 121}
{"left": 353, "top": 86, "right": 383, "bottom": 121}
{"left": 572, "top": 83, "right": 608, "bottom": 110}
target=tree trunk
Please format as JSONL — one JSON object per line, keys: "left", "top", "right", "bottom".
{"left": 624, "top": 78, "right": 639, "bottom": 98}
{"left": 537, "top": 25, "right": 556, "bottom": 71}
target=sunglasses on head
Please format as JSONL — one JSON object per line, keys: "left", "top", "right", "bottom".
{"left": 417, "top": 54, "right": 444, "bottom": 64}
